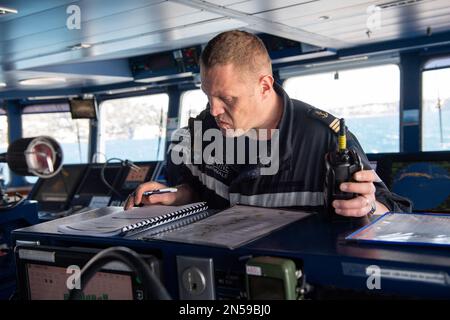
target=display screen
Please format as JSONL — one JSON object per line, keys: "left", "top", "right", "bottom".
{"left": 391, "top": 160, "right": 450, "bottom": 212}
{"left": 76, "top": 166, "right": 122, "bottom": 196}
{"left": 125, "top": 166, "right": 150, "bottom": 183}
{"left": 122, "top": 165, "right": 151, "bottom": 190}
{"left": 26, "top": 263, "right": 133, "bottom": 300}
{"left": 70, "top": 99, "right": 97, "bottom": 119}
{"left": 32, "top": 165, "right": 86, "bottom": 206}
{"left": 248, "top": 276, "right": 285, "bottom": 300}
{"left": 105, "top": 163, "right": 157, "bottom": 205}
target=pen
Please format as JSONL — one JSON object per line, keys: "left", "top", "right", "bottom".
{"left": 142, "top": 187, "right": 178, "bottom": 197}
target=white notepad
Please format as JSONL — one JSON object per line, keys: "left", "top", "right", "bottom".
{"left": 57, "top": 202, "right": 208, "bottom": 237}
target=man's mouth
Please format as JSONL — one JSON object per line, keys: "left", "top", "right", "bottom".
{"left": 217, "top": 120, "right": 231, "bottom": 129}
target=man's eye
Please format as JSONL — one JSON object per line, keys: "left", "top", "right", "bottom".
{"left": 223, "top": 97, "right": 234, "bottom": 105}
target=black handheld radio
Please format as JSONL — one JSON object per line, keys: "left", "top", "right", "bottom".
{"left": 324, "top": 118, "right": 363, "bottom": 215}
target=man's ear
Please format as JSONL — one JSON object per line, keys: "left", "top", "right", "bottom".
{"left": 259, "top": 75, "right": 274, "bottom": 97}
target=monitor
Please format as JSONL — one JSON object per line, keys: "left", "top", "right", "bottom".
{"left": 69, "top": 98, "right": 97, "bottom": 119}
{"left": 108, "top": 161, "right": 158, "bottom": 206}
{"left": 29, "top": 164, "right": 87, "bottom": 212}
{"left": 121, "top": 161, "right": 158, "bottom": 191}
{"left": 70, "top": 164, "right": 123, "bottom": 208}
{"left": 15, "top": 245, "right": 161, "bottom": 300}
{"left": 375, "top": 152, "right": 450, "bottom": 212}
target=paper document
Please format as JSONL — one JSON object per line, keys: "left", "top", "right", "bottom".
{"left": 148, "top": 205, "right": 312, "bottom": 249}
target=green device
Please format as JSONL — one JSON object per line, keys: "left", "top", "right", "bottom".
{"left": 245, "top": 256, "right": 298, "bottom": 300}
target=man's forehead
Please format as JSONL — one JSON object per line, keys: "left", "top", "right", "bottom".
{"left": 200, "top": 82, "right": 236, "bottom": 97}
{"left": 201, "top": 67, "right": 241, "bottom": 95}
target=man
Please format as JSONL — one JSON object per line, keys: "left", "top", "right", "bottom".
{"left": 125, "top": 30, "right": 411, "bottom": 216}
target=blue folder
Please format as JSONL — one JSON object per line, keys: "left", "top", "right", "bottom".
{"left": 346, "top": 212, "right": 450, "bottom": 248}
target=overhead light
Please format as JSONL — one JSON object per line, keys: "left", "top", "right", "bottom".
{"left": 271, "top": 49, "right": 336, "bottom": 64}
{"left": 19, "top": 77, "right": 66, "bottom": 86}
{"left": 0, "top": 82, "right": 6, "bottom": 88}
{"left": 318, "top": 15, "right": 330, "bottom": 21}
{"left": 135, "top": 72, "right": 194, "bottom": 83}
{"left": 27, "top": 95, "right": 78, "bottom": 101}
{"left": 106, "top": 86, "right": 148, "bottom": 95}
{"left": 69, "top": 43, "right": 92, "bottom": 50}
{"left": 0, "top": 6, "right": 18, "bottom": 15}
{"left": 305, "top": 55, "right": 368, "bottom": 68}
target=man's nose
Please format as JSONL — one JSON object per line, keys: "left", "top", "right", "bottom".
{"left": 209, "top": 98, "right": 225, "bottom": 117}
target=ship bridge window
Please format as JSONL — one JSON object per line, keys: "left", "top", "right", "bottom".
{"left": 179, "top": 89, "right": 208, "bottom": 128}
{"left": 99, "top": 94, "right": 169, "bottom": 161}
{"left": 283, "top": 64, "right": 400, "bottom": 153}
{"left": 422, "top": 60, "right": 450, "bottom": 151}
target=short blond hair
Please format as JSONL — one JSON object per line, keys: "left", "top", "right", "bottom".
{"left": 200, "top": 30, "right": 272, "bottom": 77}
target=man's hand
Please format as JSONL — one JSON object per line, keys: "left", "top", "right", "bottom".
{"left": 124, "top": 181, "right": 176, "bottom": 210}
{"left": 124, "top": 182, "right": 197, "bottom": 210}
{"left": 332, "top": 170, "right": 388, "bottom": 217}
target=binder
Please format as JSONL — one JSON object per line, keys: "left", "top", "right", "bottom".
{"left": 57, "top": 202, "right": 209, "bottom": 237}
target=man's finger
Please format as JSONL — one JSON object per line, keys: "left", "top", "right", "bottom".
{"left": 134, "top": 187, "right": 144, "bottom": 206}
{"left": 335, "top": 208, "right": 369, "bottom": 217}
{"left": 148, "top": 193, "right": 176, "bottom": 205}
{"left": 340, "top": 181, "right": 376, "bottom": 195}
{"left": 333, "top": 196, "right": 371, "bottom": 210}
{"left": 125, "top": 181, "right": 170, "bottom": 209}
{"left": 335, "top": 202, "right": 371, "bottom": 217}
{"left": 133, "top": 182, "right": 161, "bottom": 206}
{"left": 353, "top": 170, "right": 377, "bottom": 182}
{"left": 124, "top": 194, "right": 135, "bottom": 210}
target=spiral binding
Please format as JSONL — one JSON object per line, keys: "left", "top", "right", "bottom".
{"left": 120, "top": 202, "right": 208, "bottom": 235}
{"left": 145, "top": 211, "right": 211, "bottom": 237}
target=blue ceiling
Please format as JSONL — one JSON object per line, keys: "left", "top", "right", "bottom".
{"left": 1, "top": 0, "right": 450, "bottom": 98}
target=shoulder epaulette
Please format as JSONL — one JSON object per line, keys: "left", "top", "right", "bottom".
{"left": 306, "top": 107, "right": 340, "bottom": 134}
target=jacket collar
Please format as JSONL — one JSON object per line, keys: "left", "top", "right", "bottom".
{"left": 273, "top": 82, "right": 294, "bottom": 166}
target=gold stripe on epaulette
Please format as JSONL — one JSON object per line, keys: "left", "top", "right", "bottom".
{"left": 333, "top": 125, "right": 340, "bottom": 133}
{"left": 330, "top": 118, "right": 339, "bottom": 130}
{"left": 331, "top": 122, "right": 339, "bottom": 132}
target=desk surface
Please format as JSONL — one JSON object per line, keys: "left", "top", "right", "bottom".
{"left": 17, "top": 208, "right": 450, "bottom": 266}
{"left": 12, "top": 208, "right": 450, "bottom": 298}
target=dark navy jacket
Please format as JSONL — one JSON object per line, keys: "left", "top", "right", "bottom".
{"left": 167, "top": 84, "right": 411, "bottom": 213}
